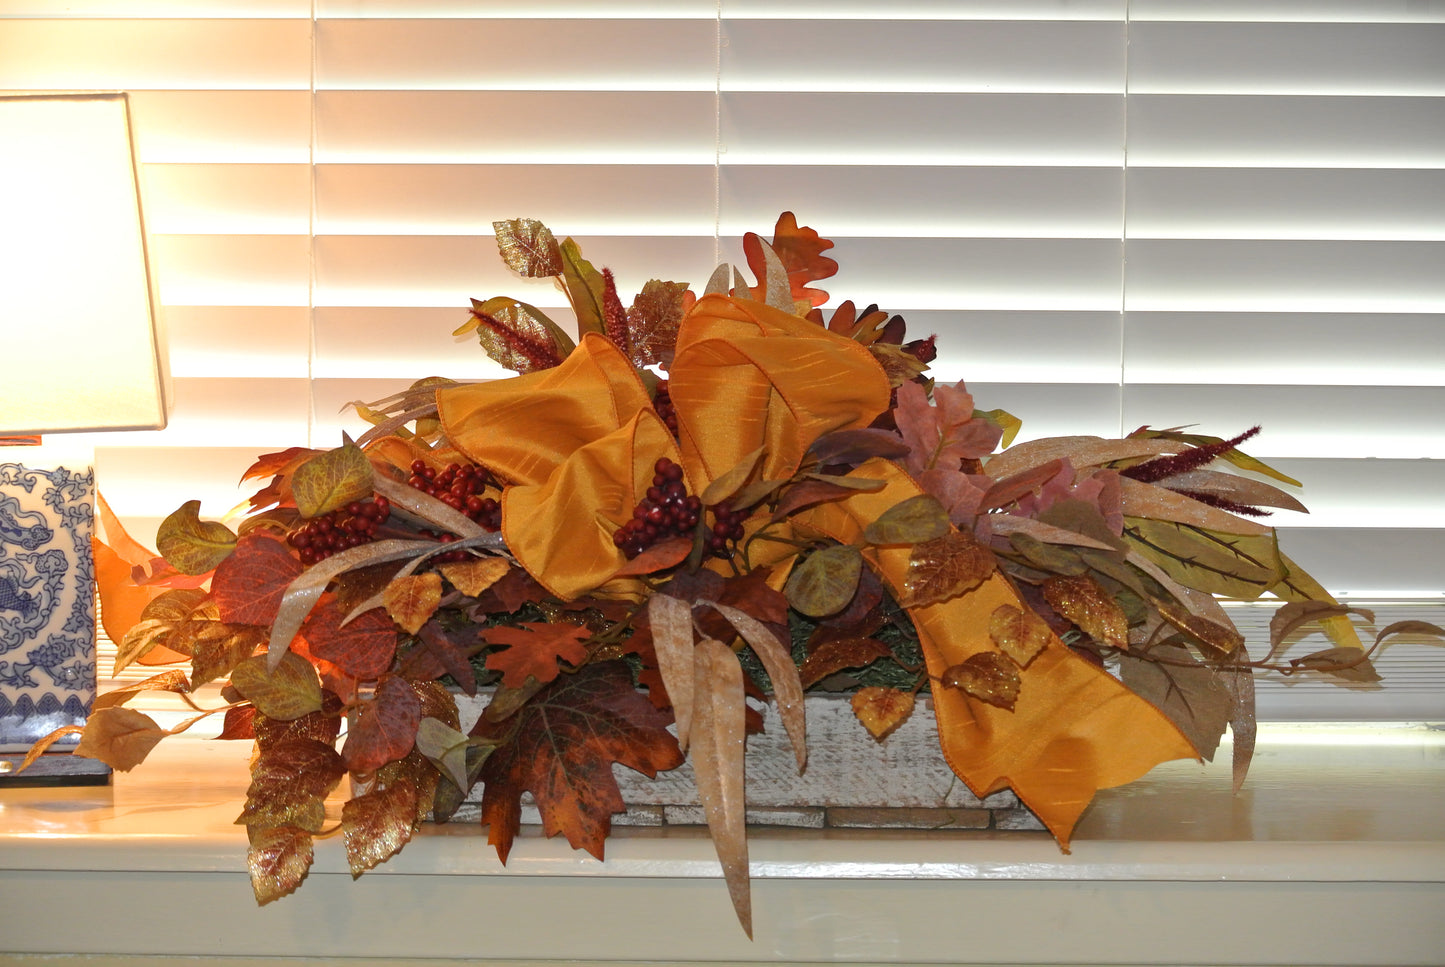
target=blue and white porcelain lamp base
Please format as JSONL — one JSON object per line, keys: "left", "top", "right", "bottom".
{"left": 0, "top": 450, "right": 110, "bottom": 784}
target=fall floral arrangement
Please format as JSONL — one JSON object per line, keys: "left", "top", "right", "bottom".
{"left": 26, "top": 214, "right": 1435, "bottom": 935}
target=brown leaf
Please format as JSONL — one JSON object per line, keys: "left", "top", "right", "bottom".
{"left": 291, "top": 442, "right": 374, "bottom": 521}
{"left": 800, "top": 635, "right": 892, "bottom": 689}
{"left": 1290, "top": 646, "right": 1382, "bottom": 683}
{"left": 1043, "top": 574, "right": 1129, "bottom": 650}
{"left": 771, "top": 479, "right": 864, "bottom": 522}
{"left": 253, "top": 697, "right": 343, "bottom": 751}
{"left": 437, "top": 556, "right": 510, "bottom": 597}
{"left": 1119, "top": 642, "right": 1229, "bottom": 760}
{"left": 784, "top": 544, "right": 863, "bottom": 617}
{"left": 707, "top": 601, "right": 807, "bottom": 772}
{"left": 690, "top": 637, "right": 752, "bottom": 937}
{"left": 11, "top": 725, "right": 83, "bottom": 775}
{"left": 240, "top": 737, "right": 346, "bottom": 832}
{"left": 988, "top": 604, "right": 1052, "bottom": 669}
{"left": 699, "top": 445, "right": 766, "bottom": 507}
{"left": 863, "top": 494, "right": 951, "bottom": 546}
{"left": 342, "top": 783, "right": 418, "bottom": 877}
{"left": 113, "top": 588, "right": 208, "bottom": 674}
{"left": 218, "top": 705, "right": 257, "bottom": 740}
{"left": 303, "top": 602, "right": 398, "bottom": 680}
{"left": 1118, "top": 477, "right": 1272, "bottom": 536}
{"left": 248, "top": 825, "right": 314, "bottom": 905}
{"left": 612, "top": 536, "right": 694, "bottom": 577}
{"left": 383, "top": 572, "right": 443, "bottom": 635}
{"left": 73, "top": 707, "right": 168, "bottom": 771}
{"left": 985, "top": 435, "right": 1188, "bottom": 481}
{"left": 748, "top": 211, "right": 837, "bottom": 308}
{"left": 1267, "top": 600, "right": 1364, "bottom": 661}
{"left": 1161, "top": 468, "right": 1308, "bottom": 514}
{"left": 806, "top": 427, "right": 911, "bottom": 467}
{"left": 189, "top": 621, "right": 266, "bottom": 688}
{"left": 899, "top": 531, "right": 996, "bottom": 608}
{"left": 941, "top": 653, "right": 1021, "bottom": 711}
{"left": 212, "top": 535, "right": 305, "bottom": 627}
{"left": 342, "top": 675, "right": 423, "bottom": 774}
{"left": 626, "top": 278, "right": 690, "bottom": 367}
{"left": 92, "top": 669, "right": 191, "bottom": 711}
{"left": 1154, "top": 597, "right": 1244, "bottom": 660}
{"left": 647, "top": 593, "right": 695, "bottom": 749}
{"left": 473, "top": 661, "right": 683, "bottom": 864}
{"left": 493, "top": 217, "right": 563, "bottom": 277}
{"left": 483, "top": 622, "right": 591, "bottom": 688}
{"left": 155, "top": 500, "right": 237, "bottom": 575}
{"left": 230, "top": 652, "right": 323, "bottom": 722}
{"left": 894, "top": 381, "right": 1002, "bottom": 477}
{"left": 850, "top": 686, "right": 915, "bottom": 740}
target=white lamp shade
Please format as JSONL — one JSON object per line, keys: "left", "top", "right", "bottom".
{"left": 0, "top": 93, "right": 168, "bottom": 435}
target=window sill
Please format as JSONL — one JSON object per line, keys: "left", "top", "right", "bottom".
{"left": 1, "top": 725, "right": 1442, "bottom": 966}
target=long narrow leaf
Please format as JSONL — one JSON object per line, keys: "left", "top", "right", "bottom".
{"left": 706, "top": 601, "right": 806, "bottom": 772}
{"left": 691, "top": 637, "right": 752, "bottom": 938}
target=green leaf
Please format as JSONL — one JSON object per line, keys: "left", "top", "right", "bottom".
{"left": 292, "top": 442, "right": 374, "bottom": 520}
{"left": 558, "top": 237, "right": 608, "bottom": 338}
{"left": 1267, "top": 553, "right": 1366, "bottom": 651}
{"left": 155, "top": 500, "right": 237, "bottom": 575}
{"left": 863, "top": 494, "right": 950, "bottom": 546}
{"left": 700, "top": 445, "right": 766, "bottom": 507}
{"left": 415, "top": 716, "right": 472, "bottom": 791}
{"left": 231, "top": 652, "right": 324, "bottom": 722}
{"left": 784, "top": 544, "right": 863, "bottom": 618}
{"left": 1123, "top": 517, "right": 1285, "bottom": 599}
{"left": 976, "top": 407, "right": 1023, "bottom": 449}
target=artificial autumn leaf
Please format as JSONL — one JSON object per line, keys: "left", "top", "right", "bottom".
{"left": 850, "top": 686, "right": 915, "bottom": 740}
{"left": 648, "top": 592, "right": 695, "bottom": 747}
{"left": 113, "top": 587, "right": 208, "bottom": 674}
{"left": 241, "top": 446, "right": 319, "bottom": 512}
{"left": 1290, "top": 646, "right": 1383, "bottom": 683}
{"left": 558, "top": 236, "right": 608, "bottom": 336}
{"left": 869, "top": 342, "right": 930, "bottom": 387}
{"left": 493, "top": 217, "right": 562, "bottom": 278}
{"left": 212, "top": 535, "right": 305, "bottom": 626}
{"left": 11, "top": 725, "right": 82, "bottom": 775}
{"left": 985, "top": 435, "right": 1188, "bottom": 481}
{"left": 401, "top": 624, "right": 476, "bottom": 694}
{"left": 806, "top": 427, "right": 912, "bottom": 467}
{"left": 988, "top": 604, "right": 1052, "bottom": 669}
{"left": 1043, "top": 575, "right": 1129, "bottom": 650}
{"left": 253, "top": 695, "right": 343, "bottom": 752}
{"left": 239, "top": 737, "right": 346, "bottom": 832}
{"left": 291, "top": 442, "right": 374, "bottom": 520}
{"left": 626, "top": 278, "right": 690, "bottom": 367}
{"left": 747, "top": 211, "right": 838, "bottom": 308}
{"left": 1119, "top": 642, "right": 1230, "bottom": 760}
{"left": 770, "top": 479, "right": 861, "bottom": 522}
{"left": 218, "top": 704, "right": 257, "bottom": 740}
{"left": 463, "top": 296, "right": 574, "bottom": 374}
{"left": 612, "top": 536, "right": 693, "bottom": 577}
{"left": 1268, "top": 554, "right": 1366, "bottom": 652}
{"left": 899, "top": 531, "right": 996, "bottom": 608}
{"left": 785, "top": 544, "right": 863, "bottom": 618}
{"left": 1160, "top": 468, "right": 1308, "bottom": 514}
{"left": 415, "top": 716, "right": 470, "bottom": 791}
{"left": 699, "top": 445, "right": 766, "bottom": 507}
{"left": 980, "top": 459, "right": 1067, "bottom": 512}
{"left": 230, "top": 652, "right": 323, "bottom": 722}
{"left": 799, "top": 635, "right": 892, "bottom": 689}
{"left": 941, "top": 653, "right": 1021, "bottom": 711}
{"left": 73, "top": 707, "right": 168, "bottom": 771}
{"left": 342, "top": 783, "right": 418, "bottom": 878}
{"left": 863, "top": 494, "right": 951, "bottom": 546}
{"left": 155, "top": 500, "right": 237, "bottom": 575}
{"left": 1266, "top": 600, "right": 1366, "bottom": 661}
{"left": 1124, "top": 518, "right": 1285, "bottom": 599}
{"left": 341, "top": 674, "right": 422, "bottom": 774}
{"left": 248, "top": 825, "right": 313, "bottom": 905}
{"left": 1154, "top": 597, "right": 1244, "bottom": 660}
{"left": 473, "top": 661, "right": 684, "bottom": 864}
{"left": 303, "top": 601, "right": 398, "bottom": 680}
{"left": 92, "top": 669, "right": 191, "bottom": 711}
{"left": 707, "top": 601, "right": 807, "bottom": 772}
{"left": 382, "top": 572, "right": 442, "bottom": 635}
{"left": 690, "top": 637, "right": 752, "bottom": 937}
{"left": 437, "top": 556, "right": 510, "bottom": 597}
{"left": 894, "top": 381, "right": 1002, "bottom": 477}
{"left": 483, "top": 622, "right": 591, "bottom": 688}
{"left": 1118, "top": 477, "right": 1272, "bottom": 537}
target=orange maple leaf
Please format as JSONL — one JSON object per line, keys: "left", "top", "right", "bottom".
{"left": 483, "top": 622, "right": 591, "bottom": 688}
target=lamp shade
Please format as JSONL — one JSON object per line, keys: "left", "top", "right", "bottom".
{"left": 0, "top": 92, "right": 168, "bottom": 435}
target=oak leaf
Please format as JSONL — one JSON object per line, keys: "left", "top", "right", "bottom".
{"left": 341, "top": 675, "right": 422, "bottom": 774}
{"left": 851, "top": 686, "right": 916, "bottom": 740}
{"left": 473, "top": 661, "right": 684, "bottom": 864}
{"left": 899, "top": 531, "right": 996, "bottom": 608}
{"left": 483, "top": 622, "right": 591, "bottom": 688}
{"left": 746, "top": 211, "right": 838, "bottom": 308}
{"left": 342, "top": 783, "right": 418, "bottom": 877}
{"left": 248, "top": 825, "right": 314, "bottom": 905}
{"left": 941, "top": 653, "right": 1021, "bottom": 711}
{"left": 212, "top": 535, "right": 305, "bottom": 627}
{"left": 383, "top": 572, "right": 443, "bottom": 635}
{"left": 894, "top": 381, "right": 1002, "bottom": 477}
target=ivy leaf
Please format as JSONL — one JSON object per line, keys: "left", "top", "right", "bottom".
{"left": 73, "top": 707, "right": 169, "bottom": 771}
{"left": 341, "top": 675, "right": 422, "bottom": 774}
{"left": 212, "top": 535, "right": 305, "bottom": 627}
{"left": 247, "top": 825, "right": 314, "bottom": 905}
{"left": 626, "top": 279, "right": 690, "bottom": 368}
{"left": 383, "top": 572, "right": 442, "bottom": 635}
{"left": 899, "top": 531, "right": 996, "bottom": 608}
{"left": 437, "top": 556, "right": 510, "bottom": 597}
{"left": 231, "top": 652, "right": 324, "bottom": 722}
{"left": 483, "top": 622, "right": 591, "bottom": 688}
{"left": 493, "top": 217, "right": 562, "bottom": 277}
{"left": 863, "top": 494, "right": 950, "bottom": 546}
{"left": 941, "top": 653, "right": 1021, "bottom": 711}
{"left": 113, "top": 587, "right": 208, "bottom": 674}
{"left": 784, "top": 544, "right": 863, "bottom": 618}
{"left": 292, "top": 442, "right": 374, "bottom": 520}
{"left": 1119, "top": 642, "right": 1230, "bottom": 760}
{"left": 303, "top": 601, "right": 398, "bottom": 680}
{"left": 1042, "top": 574, "right": 1130, "bottom": 650}
{"left": 342, "top": 783, "right": 418, "bottom": 878}
{"left": 473, "top": 661, "right": 683, "bottom": 864}
{"left": 463, "top": 296, "right": 575, "bottom": 374}
{"left": 155, "top": 500, "right": 237, "bottom": 576}
{"left": 850, "top": 686, "right": 916, "bottom": 740}
{"left": 988, "top": 604, "right": 1052, "bottom": 669}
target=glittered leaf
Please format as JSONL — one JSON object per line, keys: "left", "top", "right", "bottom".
{"left": 941, "top": 653, "right": 1021, "bottom": 711}
{"left": 483, "top": 622, "right": 591, "bottom": 688}
{"left": 248, "top": 825, "right": 313, "bottom": 905}
{"left": 73, "top": 707, "right": 168, "bottom": 771}
{"left": 851, "top": 686, "right": 915, "bottom": 740}
{"left": 1124, "top": 518, "right": 1284, "bottom": 599}
{"left": 239, "top": 737, "right": 345, "bottom": 832}
{"left": 231, "top": 652, "right": 324, "bottom": 722}
{"left": 863, "top": 494, "right": 950, "bottom": 546}
{"left": 383, "top": 572, "right": 442, "bottom": 635}
{"left": 799, "top": 635, "right": 891, "bottom": 689}
{"left": 466, "top": 297, "right": 574, "bottom": 374}
{"left": 437, "top": 556, "right": 510, "bottom": 597}
{"left": 342, "top": 783, "right": 418, "bottom": 878}
{"left": 1042, "top": 574, "right": 1129, "bottom": 650}
{"left": 155, "top": 500, "right": 237, "bottom": 576}
{"left": 1119, "top": 642, "right": 1230, "bottom": 760}
{"left": 1154, "top": 597, "right": 1244, "bottom": 660}
{"left": 113, "top": 587, "right": 208, "bottom": 674}
{"left": 898, "top": 531, "right": 996, "bottom": 608}
{"left": 303, "top": 602, "right": 398, "bottom": 680}
{"left": 493, "top": 217, "right": 562, "bottom": 277}
{"left": 626, "top": 279, "right": 690, "bottom": 367}
{"left": 292, "top": 442, "right": 374, "bottom": 520}
{"left": 212, "top": 535, "right": 305, "bottom": 627}
{"left": 784, "top": 544, "right": 863, "bottom": 618}
{"left": 988, "top": 604, "right": 1052, "bottom": 669}
{"left": 218, "top": 705, "right": 257, "bottom": 740}
{"left": 474, "top": 661, "right": 683, "bottom": 864}
{"left": 342, "top": 675, "right": 422, "bottom": 774}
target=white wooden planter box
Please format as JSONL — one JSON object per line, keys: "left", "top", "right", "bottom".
{"left": 451, "top": 691, "right": 1045, "bottom": 832}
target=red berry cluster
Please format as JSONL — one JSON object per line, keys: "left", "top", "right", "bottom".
{"left": 705, "top": 501, "right": 748, "bottom": 558}
{"left": 613, "top": 458, "right": 702, "bottom": 559}
{"left": 408, "top": 459, "right": 501, "bottom": 532}
{"left": 652, "top": 381, "right": 679, "bottom": 436}
{"left": 287, "top": 496, "right": 392, "bottom": 565}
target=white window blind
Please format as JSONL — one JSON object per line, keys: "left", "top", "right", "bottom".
{"left": 3, "top": 1, "right": 1440, "bottom": 718}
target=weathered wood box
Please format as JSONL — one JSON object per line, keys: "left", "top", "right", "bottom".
{"left": 451, "top": 692, "right": 1044, "bottom": 832}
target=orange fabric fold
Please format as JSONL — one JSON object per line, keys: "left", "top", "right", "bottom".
{"left": 799, "top": 459, "right": 1198, "bottom": 846}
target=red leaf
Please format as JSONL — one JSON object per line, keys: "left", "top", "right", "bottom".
{"left": 303, "top": 602, "right": 399, "bottom": 680}
{"left": 476, "top": 567, "right": 549, "bottom": 614}
{"left": 218, "top": 704, "right": 257, "bottom": 740}
{"left": 894, "top": 381, "right": 1002, "bottom": 477}
{"left": 744, "top": 212, "right": 838, "bottom": 307}
{"left": 473, "top": 661, "right": 683, "bottom": 863}
{"left": 212, "top": 535, "right": 304, "bottom": 626}
{"left": 342, "top": 675, "right": 422, "bottom": 774}
{"left": 483, "top": 622, "right": 591, "bottom": 688}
